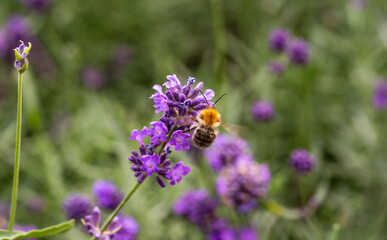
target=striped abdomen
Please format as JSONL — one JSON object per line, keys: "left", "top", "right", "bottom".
{"left": 192, "top": 125, "right": 217, "bottom": 148}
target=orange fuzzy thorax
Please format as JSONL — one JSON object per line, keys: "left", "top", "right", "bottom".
{"left": 198, "top": 107, "right": 221, "bottom": 127}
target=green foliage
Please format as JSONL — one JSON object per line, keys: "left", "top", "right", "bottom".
{"left": 0, "top": 220, "right": 74, "bottom": 240}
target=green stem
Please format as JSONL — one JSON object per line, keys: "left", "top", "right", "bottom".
{"left": 90, "top": 127, "right": 177, "bottom": 239}
{"left": 99, "top": 182, "right": 142, "bottom": 234}
{"left": 9, "top": 72, "right": 23, "bottom": 231}
{"left": 211, "top": 0, "right": 226, "bottom": 83}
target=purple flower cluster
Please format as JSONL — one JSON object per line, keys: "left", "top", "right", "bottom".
{"left": 217, "top": 159, "right": 271, "bottom": 212}
{"left": 93, "top": 180, "right": 123, "bottom": 210}
{"left": 115, "top": 216, "right": 139, "bottom": 240}
{"left": 204, "top": 134, "right": 251, "bottom": 172}
{"left": 251, "top": 100, "right": 275, "bottom": 122}
{"left": 289, "top": 148, "right": 315, "bottom": 174}
{"left": 129, "top": 74, "right": 215, "bottom": 187}
{"left": 173, "top": 189, "right": 218, "bottom": 232}
{"left": 173, "top": 190, "right": 259, "bottom": 239}
{"left": 20, "top": 0, "right": 52, "bottom": 11}
{"left": 267, "top": 28, "right": 310, "bottom": 75}
{"left": 372, "top": 78, "right": 387, "bottom": 110}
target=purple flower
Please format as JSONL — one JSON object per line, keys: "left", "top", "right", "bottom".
{"left": 289, "top": 148, "right": 315, "bottom": 174}
{"left": 269, "top": 29, "right": 290, "bottom": 52}
{"left": 173, "top": 189, "right": 218, "bottom": 232}
{"left": 208, "top": 225, "right": 259, "bottom": 240}
{"left": 148, "top": 121, "right": 168, "bottom": 144}
{"left": 169, "top": 130, "right": 190, "bottom": 151}
{"left": 93, "top": 180, "right": 123, "bottom": 210}
{"left": 166, "top": 161, "right": 191, "bottom": 185}
{"left": 141, "top": 154, "right": 161, "bottom": 176}
{"left": 0, "top": 30, "right": 7, "bottom": 58}
{"left": 372, "top": 79, "right": 387, "bottom": 110}
{"left": 205, "top": 134, "right": 252, "bottom": 172}
{"left": 267, "top": 61, "right": 286, "bottom": 75}
{"left": 81, "top": 67, "right": 106, "bottom": 90}
{"left": 217, "top": 160, "right": 271, "bottom": 212}
{"left": 128, "top": 126, "right": 148, "bottom": 146}
{"left": 251, "top": 101, "right": 275, "bottom": 122}
{"left": 115, "top": 216, "right": 139, "bottom": 240}
{"left": 287, "top": 39, "right": 310, "bottom": 65}
{"left": 26, "top": 196, "right": 45, "bottom": 214}
{"left": 82, "top": 207, "right": 121, "bottom": 240}
{"left": 62, "top": 194, "right": 92, "bottom": 221}
{"left": 20, "top": 0, "right": 52, "bottom": 11}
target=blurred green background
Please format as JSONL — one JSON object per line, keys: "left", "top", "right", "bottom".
{"left": 1, "top": 0, "right": 387, "bottom": 239}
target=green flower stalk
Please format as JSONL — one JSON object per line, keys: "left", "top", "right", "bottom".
{"left": 9, "top": 40, "right": 31, "bottom": 231}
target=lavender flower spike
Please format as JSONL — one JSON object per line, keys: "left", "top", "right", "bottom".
{"left": 287, "top": 39, "right": 310, "bottom": 66}
{"left": 251, "top": 100, "right": 275, "bottom": 122}
{"left": 82, "top": 207, "right": 121, "bottom": 240}
{"left": 14, "top": 40, "right": 31, "bottom": 73}
{"left": 128, "top": 74, "right": 216, "bottom": 187}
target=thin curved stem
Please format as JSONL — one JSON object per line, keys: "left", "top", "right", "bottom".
{"left": 9, "top": 72, "right": 23, "bottom": 231}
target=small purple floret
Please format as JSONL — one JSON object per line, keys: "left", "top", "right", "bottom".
{"left": 166, "top": 161, "right": 191, "bottom": 185}
{"left": 141, "top": 154, "right": 161, "bottom": 176}
{"left": 289, "top": 148, "right": 315, "bottom": 174}
{"left": 82, "top": 207, "right": 121, "bottom": 240}
{"left": 169, "top": 130, "right": 191, "bottom": 152}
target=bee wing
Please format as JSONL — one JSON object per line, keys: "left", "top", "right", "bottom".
{"left": 221, "top": 122, "right": 247, "bottom": 137}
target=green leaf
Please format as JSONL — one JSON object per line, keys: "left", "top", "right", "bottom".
{"left": 0, "top": 219, "right": 74, "bottom": 240}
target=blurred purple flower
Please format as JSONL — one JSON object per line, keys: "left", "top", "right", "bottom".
{"left": 20, "top": 0, "right": 52, "bottom": 11}
{"left": 289, "top": 148, "right": 315, "bottom": 174}
{"left": 0, "top": 29, "right": 7, "bottom": 58}
{"left": 204, "top": 134, "right": 252, "bottom": 172}
{"left": 82, "top": 207, "right": 121, "bottom": 240}
{"left": 217, "top": 160, "right": 271, "bottom": 212}
{"left": 111, "top": 45, "right": 134, "bottom": 69}
{"left": 372, "top": 79, "right": 387, "bottom": 110}
{"left": 267, "top": 61, "right": 286, "bottom": 75}
{"left": 93, "top": 180, "right": 123, "bottom": 210}
{"left": 351, "top": 0, "right": 368, "bottom": 8}
{"left": 287, "top": 39, "right": 310, "bottom": 66}
{"left": 166, "top": 161, "right": 191, "bottom": 185}
{"left": 208, "top": 225, "right": 259, "bottom": 240}
{"left": 115, "top": 216, "right": 139, "bottom": 240}
{"left": 269, "top": 29, "right": 290, "bottom": 52}
{"left": 81, "top": 67, "right": 106, "bottom": 90}
{"left": 173, "top": 189, "right": 218, "bottom": 232}
{"left": 251, "top": 101, "right": 275, "bottom": 122}
{"left": 26, "top": 196, "right": 45, "bottom": 214}
{"left": 63, "top": 194, "right": 92, "bottom": 221}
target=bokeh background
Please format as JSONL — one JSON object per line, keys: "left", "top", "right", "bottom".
{"left": 1, "top": 0, "right": 387, "bottom": 239}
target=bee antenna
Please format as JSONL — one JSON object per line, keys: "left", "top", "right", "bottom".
{"left": 213, "top": 93, "right": 227, "bottom": 106}
{"left": 199, "top": 89, "right": 211, "bottom": 106}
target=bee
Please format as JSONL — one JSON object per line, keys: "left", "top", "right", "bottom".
{"left": 191, "top": 92, "right": 227, "bottom": 148}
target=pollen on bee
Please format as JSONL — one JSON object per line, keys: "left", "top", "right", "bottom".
{"left": 201, "top": 108, "right": 221, "bottom": 126}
